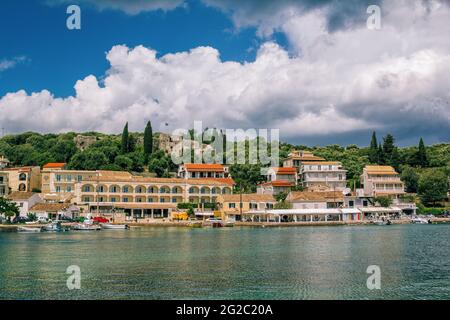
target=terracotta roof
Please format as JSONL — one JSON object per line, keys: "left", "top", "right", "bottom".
{"left": 7, "top": 192, "right": 36, "bottom": 201}
{"left": 29, "top": 203, "right": 75, "bottom": 212}
{"left": 220, "top": 194, "right": 276, "bottom": 203}
{"left": 270, "top": 167, "right": 297, "bottom": 174}
{"left": 259, "top": 181, "right": 295, "bottom": 187}
{"left": 287, "top": 191, "right": 344, "bottom": 202}
{"left": 287, "top": 155, "right": 325, "bottom": 161}
{"left": 43, "top": 163, "right": 66, "bottom": 169}
{"left": 183, "top": 164, "right": 226, "bottom": 172}
{"left": 365, "top": 165, "right": 398, "bottom": 175}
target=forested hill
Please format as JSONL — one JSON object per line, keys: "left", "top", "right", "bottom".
{"left": 0, "top": 130, "right": 449, "bottom": 193}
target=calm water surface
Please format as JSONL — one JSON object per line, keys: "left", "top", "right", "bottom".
{"left": 0, "top": 224, "right": 449, "bottom": 299}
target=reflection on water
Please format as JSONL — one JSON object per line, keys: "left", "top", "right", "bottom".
{"left": 0, "top": 224, "right": 449, "bottom": 300}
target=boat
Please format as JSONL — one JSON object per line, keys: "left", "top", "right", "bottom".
{"left": 73, "top": 223, "right": 101, "bottom": 231}
{"left": 411, "top": 217, "right": 431, "bottom": 224}
{"left": 203, "top": 218, "right": 224, "bottom": 228}
{"left": 100, "top": 223, "right": 129, "bottom": 230}
{"left": 188, "top": 220, "right": 203, "bottom": 228}
{"left": 17, "top": 226, "right": 41, "bottom": 233}
{"left": 42, "top": 222, "right": 67, "bottom": 232}
{"left": 372, "top": 219, "right": 391, "bottom": 226}
{"left": 224, "top": 219, "right": 235, "bottom": 227}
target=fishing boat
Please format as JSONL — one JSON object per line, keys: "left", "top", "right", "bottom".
{"left": 411, "top": 217, "right": 431, "bottom": 224}
{"left": 73, "top": 223, "right": 101, "bottom": 231}
{"left": 224, "top": 219, "right": 235, "bottom": 227}
{"left": 17, "top": 226, "right": 41, "bottom": 233}
{"left": 100, "top": 223, "right": 129, "bottom": 230}
{"left": 42, "top": 222, "right": 67, "bottom": 232}
{"left": 203, "top": 218, "right": 224, "bottom": 228}
{"left": 372, "top": 218, "right": 391, "bottom": 226}
{"left": 188, "top": 220, "right": 203, "bottom": 228}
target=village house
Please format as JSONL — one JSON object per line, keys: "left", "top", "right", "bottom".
{"left": 178, "top": 163, "right": 230, "bottom": 179}
{"left": 257, "top": 167, "right": 297, "bottom": 195}
{"left": 0, "top": 166, "right": 41, "bottom": 193}
{"left": 360, "top": 165, "right": 405, "bottom": 197}
{"left": 286, "top": 191, "right": 344, "bottom": 209}
{"left": 28, "top": 202, "right": 80, "bottom": 220}
{"left": 217, "top": 193, "right": 276, "bottom": 221}
{"left": 282, "top": 151, "right": 347, "bottom": 191}
{"left": 6, "top": 191, "right": 42, "bottom": 218}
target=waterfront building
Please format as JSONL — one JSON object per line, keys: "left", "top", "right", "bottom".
{"left": 282, "top": 151, "right": 347, "bottom": 191}
{"left": 0, "top": 155, "right": 10, "bottom": 169}
{"left": 0, "top": 166, "right": 41, "bottom": 192}
{"left": 0, "top": 172, "right": 8, "bottom": 197}
{"left": 286, "top": 191, "right": 344, "bottom": 209}
{"left": 360, "top": 165, "right": 405, "bottom": 197}
{"left": 241, "top": 208, "right": 361, "bottom": 223}
{"left": 217, "top": 193, "right": 276, "bottom": 221}
{"left": 41, "top": 162, "right": 97, "bottom": 196}
{"left": 257, "top": 167, "right": 297, "bottom": 195}
{"left": 6, "top": 191, "right": 42, "bottom": 217}
{"left": 178, "top": 163, "right": 230, "bottom": 179}
{"left": 29, "top": 203, "right": 80, "bottom": 220}
{"left": 73, "top": 170, "right": 234, "bottom": 221}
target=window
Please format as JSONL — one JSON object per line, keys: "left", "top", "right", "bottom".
{"left": 123, "top": 186, "right": 129, "bottom": 193}
{"left": 363, "top": 200, "right": 368, "bottom": 207}
{"left": 228, "top": 203, "right": 236, "bottom": 209}
{"left": 172, "top": 197, "right": 178, "bottom": 203}
{"left": 77, "top": 175, "right": 83, "bottom": 182}
{"left": 83, "top": 186, "right": 91, "bottom": 192}
{"left": 56, "top": 174, "right": 61, "bottom": 182}
{"left": 56, "top": 186, "right": 61, "bottom": 192}
{"left": 123, "top": 197, "right": 129, "bottom": 203}
{"left": 111, "top": 197, "right": 117, "bottom": 203}
{"left": 349, "top": 200, "right": 354, "bottom": 208}
{"left": 267, "top": 203, "right": 274, "bottom": 209}
{"left": 19, "top": 173, "right": 27, "bottom": 181}
{"left": 161, "top": 198, "right": 166, "bottom": 203}
{"left": 66, "top": 186, "right": 72, "bottom": 192}
{"left": 66, "top": 175, "right": 72, "bottom": 182}
{"left": 250, "top": 203, "right": 257, "bottom": 209}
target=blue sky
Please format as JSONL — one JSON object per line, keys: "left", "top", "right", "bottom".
{"left": 0, "top": 0, "right": 287, "bottom": 97}
{"left": 0, "top": 0, "right": 449, "bottom": 146}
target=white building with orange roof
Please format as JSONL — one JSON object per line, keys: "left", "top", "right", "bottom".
{"left": 257, "top": 167, "right": 298, "bottom": 195}
{"left": 178, "top": 163, "right": 230, "bottom": 179}
{"left": 360, "top": 165, "right": 405, "bottom": 198}
{"left": 282, "top": 150, "right": 347, "bottom": 191}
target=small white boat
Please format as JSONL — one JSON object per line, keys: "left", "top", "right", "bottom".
{"left": 17, "top": 226, "right": 41, "bottom": 233}
{"left": 73, "top": 223, "right": 101, "bottom": 231}
{"left": 42, "top": 222, "right": 66, "bottom": 232}
{"left": 203, "top": 218, "right": 224, "bottom": 228}
{"left": 100, "top": 223, "right": 129, "bottom": 230}
{"left": 224, "top": 219, "right": 235, "bottom": 227}
{"left": 372, "top": 219, "right": 391, "bottom": 226}
{"left": 411, "top": 217, "right": 430, "bottom": 224}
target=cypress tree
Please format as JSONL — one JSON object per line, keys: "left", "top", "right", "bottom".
{"left": 121, "top": 122, "right": 129, "bottom": 154}
{"left": 416, "top": 137, "right": 428, "bottom": 167}
{"left": 368, "top": 131, "right": 378, "bottom": 163}
{"left": 377, "top": 144, "right": 384, "bottom": 164}
{"left": 382, "top": 134, "right": 395, "bottom": 160}
{"left": 144, "top": 120, "right": 153, "bottom": 163}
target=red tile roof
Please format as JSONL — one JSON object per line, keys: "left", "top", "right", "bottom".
{"left": 43, "top": 163, "right": 66, "bottom": 169}
{"left": 272, "top": 167, "right": 297, "bottom": 174}
{"left": 184, "top": 164, "right": 225, "bottom": 172}
{"left": 259, "top": 181, "right": 295, "bottom": 187}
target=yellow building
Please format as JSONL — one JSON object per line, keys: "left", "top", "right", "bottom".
{"left": 0, "top": 166, "right": 41, "bottom": 193}
{"left": 217, "top": 193, "right": 276, "bottom": 221}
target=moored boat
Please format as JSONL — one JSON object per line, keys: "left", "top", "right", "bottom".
{"left": 17, "top": 226, "right": 41, "bottom": 233}
{"left": 203, "top": 218, "right": 224, "bottom": 228}
{"left": 100, "top": 223, "right": 129, "bottom": 230}
{"left": 372, "top": 219, "right": 391, "bottom": 226}
{"left": 73, "top": 223, "right": 101, "bottom": 231}
{"left": 188, "top": 220, "right": 203, "bottom": 228}
{"left": 411, "top": 217, "right": 431, "bottom": 224}
{"left": 42, "top": 222, "right": 67, "bottom": 232}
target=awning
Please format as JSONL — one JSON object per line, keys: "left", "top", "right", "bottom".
{"left": 113, "top": 203, "right": 177, "bottom": 210}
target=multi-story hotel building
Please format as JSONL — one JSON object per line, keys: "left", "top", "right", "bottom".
{"left": 360, "top": 165, "right": 405, "bottom": 198}
{"left": 41, "top": 163, "right": 235, "bottom": 219}
{"left": 299, "top": 161, "right": 347, "bottom": 191}
{"left": 0, "top": 166, "right": 41, "bottom": 193}
{"left": 283, "top": 151, "right": 347, "bottom": 191}
{"left": 178, "top": 163, "right": 230, "bottom": 179}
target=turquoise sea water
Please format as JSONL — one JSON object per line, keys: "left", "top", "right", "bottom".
{"left": 0, "top": 224, "right": 449, "bottom": 300}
